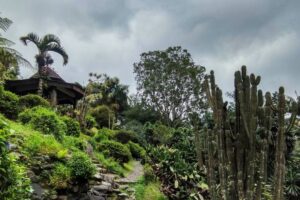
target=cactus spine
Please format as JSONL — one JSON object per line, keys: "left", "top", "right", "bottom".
{"left": 200, "top": 66, "right": 297, "bottom": 200}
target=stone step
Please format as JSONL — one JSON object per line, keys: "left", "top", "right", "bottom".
{"left": 92, "top": 184, "right": 112, "bottom": 193}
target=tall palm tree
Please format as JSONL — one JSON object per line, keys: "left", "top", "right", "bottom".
{"left": 20, "top": 33, "right": 68, "bottom": 95}
{"left": 0, "top": 15, "right": 32, "bottom": 82}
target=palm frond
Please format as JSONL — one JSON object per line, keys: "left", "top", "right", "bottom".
{"left": 0, "top": 36, "right": 15, "bottom": 46}
{"left": 0, "top": 46, "right": 33, "bottom": 68}
{"left": 46, "top": 43, "right": 68, "bottom": 65}
{"left": 0, "top": 16, "right": 12, "bottom": 31}
{"left": 20, "top": 32, "right": 40, "bottom": 47}
{"left": 39, "top": 34, "right": 61, "bottom": 50}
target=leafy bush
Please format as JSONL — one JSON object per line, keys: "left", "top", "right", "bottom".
{"left": 98, "top": 140, "right": 132, "bottom": 163}
{"left": 68, "top": 152, "right": 96, "bottom": 181}
{"left": 85, "top": 115, "right": 97, "bottom": 129}
{"left": 90, "top": 105, "right": 114, "bottom": 128}
{"left": 18, "top": 106, "right": 66, "bottom": 140}
{"left": 144, "top": 122, "right": 173, "bottom": 145}
{"left": 144, "top": 163, "right": 156, "bottom": 183}
{"left": 128, "top": 141, "right": 146, "bottom": 159}
{"left": 85, "top": 127, "right": 98, "bottom": 136}
{"left": 95, "top": 153, "right": 126, "bottom": 176}
{"left": 62, "top": 136, "right": 86, "bottom": 151}
{"left": 0, "top": 87, "right": 19, "bottom": 119}
{"left": 19, "top": 94, "right": 50, "bottom": 110}
{"left": 123, "top": 104, "right": 160, "bottom": 124}
{"left": 113, "top": 130, "right": 138, "bottom": 144}
{"left": 56, "top": 149, "right": 68, "bottom": 160}
{"left": 123, "top": 120, "right": 146, "bottom": 145}
{"left": 61, "top": 116, "right": 81, "bottom": 137}
{"left": 148, "top": 145, "right": 204, "bottom": 199}
{"left": 93, "top": 128, "right": 112, "bottom": 143}
{"left": 50, "top": 163, "right": 71, "bottom": 189}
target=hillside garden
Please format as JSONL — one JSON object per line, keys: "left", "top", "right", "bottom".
{"left": 0, "top": 15, "right": 299, "bottom": 200}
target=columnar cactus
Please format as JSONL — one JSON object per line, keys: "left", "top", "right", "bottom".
{"left": 199, "top": 66, "right": 298, "bottom": 200}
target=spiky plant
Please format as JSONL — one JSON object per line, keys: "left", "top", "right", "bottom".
{"left": 199, "top": 66, "right": 298, "bottom": 200}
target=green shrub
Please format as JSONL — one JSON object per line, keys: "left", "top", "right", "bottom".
{"left": 90, "top": 105, "right": 114, "bottom": 128}
{"left": 113, "top": 130, "right": 138, "bottom": 144}
{"left": 123, "top": 120, "right": 146, "bottom": 145}
{"left": 62, "top": 136, "right": 86, "bottom": 151}
{"left": 18, "top": 106, "right": 66, "bottom": 140}
{"left": 50, "top": 163, "right": 71, "bottom": 189}
{"left": 0, "top": 154, "right": 32, "bottom": 199}
{"left": 144, "top": 122, "right": 173, "bottom": 145}
{"left": 128, "top": 141, "right": 146, "bottom": 159}
{"left": 85, "top": 115, "right": 97, "bottom": 129}
{"left": 68, "top": 152, "right": 96, "bottom": 181}
{"left": 144, "top": 164, "right": 156, "bottom": 183}
{"left": 61, "top": 116, "right": 81, "bottom": 137}
{"left": 0, "top": 87, "right": 19, "bottom": 119}
{"left": 98, "top": 140, "right": 132, "bottom": 163}
{"left": 85, "top": 127, "right": 98, "bottom": 136}
{"left": 19, "top": 94, "right": 50, "bottom": 110}
{"left": 93, "top": 128, "right": 112, "bottom": 143}
{"left": 95, "top": 153, "right": 126, "bottom": 176}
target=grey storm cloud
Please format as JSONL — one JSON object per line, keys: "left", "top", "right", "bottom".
{"left": 0, "top": 0, "right": 299, "bottom": 96}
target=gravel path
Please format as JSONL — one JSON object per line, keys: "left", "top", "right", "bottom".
{"left": 117, "top": 161, "right": 144, "bottom": 184}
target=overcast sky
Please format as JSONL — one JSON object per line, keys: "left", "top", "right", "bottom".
{"left": 1, "top": 0, "right": 299, "bottom": 96}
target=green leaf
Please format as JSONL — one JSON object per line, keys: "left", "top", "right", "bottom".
{"left": 174, "top": 180, "right": 179, "bottom": 188}
{"left": 198, "top": 182, "right": 209, "bottom": 190}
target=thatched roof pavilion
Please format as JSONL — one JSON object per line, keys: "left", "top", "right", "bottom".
{"left": 4, "top": 66, "right": 84, "bottom": 107}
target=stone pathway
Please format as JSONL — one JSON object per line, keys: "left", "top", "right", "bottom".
{"left": 116, "top": 161, "right": 144, "bottom": 184}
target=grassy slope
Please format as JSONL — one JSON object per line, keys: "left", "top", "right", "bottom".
{"left": 6, "top": 116, "right": 135, "bottom": 177}
{"left": 5, "top": 116, "right": 166, "bottom": 199}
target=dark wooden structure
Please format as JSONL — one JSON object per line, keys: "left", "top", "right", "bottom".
{"left": 5, "top": 66, "right": 84, "bottom": 107}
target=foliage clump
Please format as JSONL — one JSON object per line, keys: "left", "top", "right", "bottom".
{"left": 61, "top": 116, "right": 81, "bottom": 137}
{"left": 19, "top": 94, "right": 50, "bottom": 110}
{"left": 90, "top": 105, "right": 114, "bottom": 128}
{"left": 144, "top": 122, "right": 173, "bottom": 145}
{"left": 50, "top": 163, "right": 71, "bottom": 189}
{"left": 113, "top": 130, "right": 138, "bottom": 144}
{"left": 144, "top": 163, "right": 156, "bottom": 183}
{"left": 0, "top": 86, "right": 19, "bottom": 119}
{"left": 85, "top": 114, "right": 97, "bottom": 129}
{"left": 18, "top": 106, "right": 66, "bottom": 140}
{"left": 67, "top": 152, "right": 96, "bottom": 181}
{"left": 0, "top": 116, "right": 32, "bottom": 199}
{"left": 128, "top": 141, "right": 146, "bottom": 159}
{"left": 98, "top": 140, "right": 132, "bottom": 163}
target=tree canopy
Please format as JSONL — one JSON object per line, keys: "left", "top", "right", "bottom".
{"left": 134, "top": 46, "right": 206, "bottom": 127}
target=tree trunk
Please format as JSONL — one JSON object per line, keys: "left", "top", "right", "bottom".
{"left": 50, "top": 89, "right": 57, "bottom": 106}
{"left": 37, "top": 77, "right": 43, "bottom": 96}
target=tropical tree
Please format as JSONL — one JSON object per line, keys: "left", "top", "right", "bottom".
{"left": 0, "top": 15, "right": 31, "bottom": 83}
{"left": 134, "top": 46, "right": 206, "bottom": 127}
{"left": 20, "top": 33, "right": 68, "bottom": 95}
